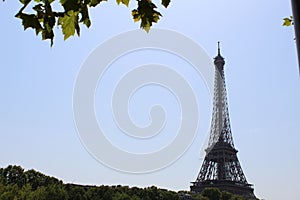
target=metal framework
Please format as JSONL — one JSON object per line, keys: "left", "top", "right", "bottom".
{"left": 191, "top": 44, "right": 256, "bottom": 199}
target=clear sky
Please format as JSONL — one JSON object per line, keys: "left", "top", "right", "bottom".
{"left": 1, "top": 0, "right": 300, "bottom": 200}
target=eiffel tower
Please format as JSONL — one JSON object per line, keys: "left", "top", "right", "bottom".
{"left": 190, "top": 43, "right": 256, "bottom": 199}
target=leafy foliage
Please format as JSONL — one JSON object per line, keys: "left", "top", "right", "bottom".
{"left": 190, "top": 188, "right": 248, "bottom": 200}
{"left": 131, "top": 0, "right": 161, "bottom": 32}
{"left": 201, "top": 188, "right": 221, "bottom": 200}
{"left": 0, "top": 165, "right": 180, "bottom": 200}
{"left": 58, "top": 10, "right": 80, "bottom": 40}
{"left": 12, "top": 0, "right": 171, "bottom": 45}
{"left": 161, "top": 0, "right": 170, "bottom": 8}
{"left": 283, "top": 16, "right": 294, "bottom": 26}
{"left": 116, "top": 0, "right": 130, "bottom": 7}
{"left": 0, "top": 165, "right": 254, "bottom": 200}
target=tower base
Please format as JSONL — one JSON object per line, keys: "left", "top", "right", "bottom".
{"left": 191, "top": 180, "right": 257, "bottom": 199}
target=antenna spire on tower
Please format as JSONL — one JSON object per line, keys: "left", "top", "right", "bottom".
{"left": 218, "top": 41, "right": 221, "bottom": 55}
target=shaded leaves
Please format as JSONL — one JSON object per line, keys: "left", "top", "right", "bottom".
{"left": 15, "top": 0, "right": 57, "bottom": 45}
{"left": 116, "top": 0, "right": 130, "bottom": 7}
{"left": 17, "top": 13, "right": 42, "bottom": 34}
{"left": 161, "top": 0, "right": 170, "bottom": 8}
{"left": 132, "top": 0, "right": 162, "bottom": 32}
{"left": 14, "top": 0, "right": 171, "bottom": 45}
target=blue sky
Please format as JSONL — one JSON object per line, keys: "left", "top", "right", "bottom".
{"left": 1, "top": 0, "right": 300, "bottom": 199}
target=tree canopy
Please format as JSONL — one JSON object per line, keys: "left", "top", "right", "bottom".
{"left": 10, "top": 0, "right": 171, "bottom": 46}
{"left": 5, "top": 0, "right": 295, "bottom": 47}
{"left": 0, "top": 165, "right": 252, "bottom": 200}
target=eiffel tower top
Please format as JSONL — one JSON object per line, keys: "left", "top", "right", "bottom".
{"left": 214, "top": 41, "right": 225, "bottom": 67}
{"left": 207, "top": 42, "right": 234, "bottom": 149}
{"left": 215, "top": 42, "right": 225, "bottom": 60}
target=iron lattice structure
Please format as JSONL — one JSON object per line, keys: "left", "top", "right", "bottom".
{"left": 190, "top": 44, "right": 256, "bottom": 199}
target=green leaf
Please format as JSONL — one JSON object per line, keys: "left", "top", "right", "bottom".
{"left": 58, "top": 10, "right": 79, "bottom": 40}
{"left": 283, "top": 16, "right": 293, "bottom": 26}
{"left": 60, "top": 0, "right": 81, "bottom": 12}
{"left": 14, "top": 0, "right": 170, "bottom": 45}
{"left": 17, "top": 13, "right": 43, "bottom": 35}
{"left": 32, "top": 4, "right": 42, "bottom": 12}
{"left": 80, "top": 5, "right": 91, "bottom": 28}
{"left": 152, "top": 12, "right": 160, "bottom": 23}
{"left": 42, "top": 29, "right": 54, "bottom": 46}
{"left": 133, "top": 0, "right": 162, "bottom": 32}
{"left": 116, "top": 0, "right": 129, "bottom": 7}
{"left": 59, "top": 0, "right": 67, "bottom": 5}
{"left": 20, "top": 0, "right": 31, "bottom": 5}
{"left": 89, "top": 0, "right": 104, "bottom": 7}
{"left": 161, "top": 0, "right": 170, "bottom": 8}
{"left": 143, "top": 22, "right": 150, "bottom": 33}
{"left": 132, "top": 9, "right": 141, "bottom": 22}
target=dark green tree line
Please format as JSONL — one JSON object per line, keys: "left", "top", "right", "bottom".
{"left": 0, "top": 165, "right": 256, "bottom": 200}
